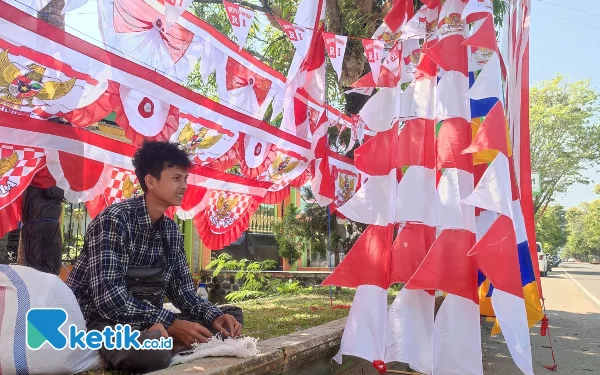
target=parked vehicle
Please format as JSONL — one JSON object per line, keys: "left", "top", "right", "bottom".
{"left": 537, "top": 242, "right": 549, "bottom": 277}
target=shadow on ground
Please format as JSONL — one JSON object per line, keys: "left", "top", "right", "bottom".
{"left": 482, "top": 310, "right": 600, "bottom": 374}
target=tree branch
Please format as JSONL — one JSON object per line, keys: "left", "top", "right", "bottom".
{"left": 193, "top": 0, "right": 270, "bottom": 14}
{"left": 193, "top": 0, "right": 282, "bottom": 29}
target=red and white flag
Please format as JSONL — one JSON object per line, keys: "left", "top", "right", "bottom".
{"left": 223, "top": 0, "right": 256, "bottom": 51}
{"left": 362, "top": 39, "right": 386, "bottom": 86}
{"left": 462, "top": 0, "right": 493, "bottom": 24}
{"left": 322, "top": 32, "right": 347, "bottom": 80}
{"left": 277, "top": 19, "right": 311, "bottom": 61}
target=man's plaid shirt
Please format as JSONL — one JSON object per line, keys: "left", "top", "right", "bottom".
{"left": 66, "top": 195, "right": 223, "bottom": 329}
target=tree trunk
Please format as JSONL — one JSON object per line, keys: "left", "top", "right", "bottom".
{"left": 39, "top": 0, "right": 66, "bottom": 30}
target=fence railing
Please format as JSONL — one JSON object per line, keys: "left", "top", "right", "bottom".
{"left": 62, "top": 202, "right": 88, "bottom": 264}
{"left": 249, "top": 204, "right": 278, "bottom": 233}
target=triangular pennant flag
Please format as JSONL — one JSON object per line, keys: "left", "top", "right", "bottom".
{"left": 321, "top": 224, "right": 394, "bottom": 289}
{"left": 462, "top": 15, "right": 498, "bottom": 52}
{"left": 468, "top": 215, "right": 522, "bottom": 297}
{"left": 277, "top": 18, "right": 311, "bottom": 57}
{"left": 223, "top": 0, "right": 256, "bottom": 51}
{"left": 463, "top": 101, "right": 508, "bottom": 156}
{"left": 164, "top": 0, "right": 194, "bottom": 32}
{"left": 467, "top": 52, "right": 504, "bottom": 100}
{"left": 323, "top": 32, "right": 348, "bottom": 80}
{"left": 362, "top": 39, "right": 386, "bottom": 83}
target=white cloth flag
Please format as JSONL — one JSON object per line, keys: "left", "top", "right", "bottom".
{"left": 61, "top": 0, "right": 90, "bottom": 14}
{"left": 385, "top": 289, "right": 434, "bottom": 375}
{"left": 323, "top": 32, "right": 347, "bottom": 81}
{"left": 164, "top": 0, "right": 194, "bottom": 32}
{"left": 224, "top": 1, "right": 256, "bottom": 51}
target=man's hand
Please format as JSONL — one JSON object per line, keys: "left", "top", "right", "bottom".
{"left": 147, "top": 322, "right": 168, "bottom": 338}
{"left": 167, "top": 319, "right": 213, "bottom": 348}
{"left": 212, "top": 314, "right": 242, "bottom": 338}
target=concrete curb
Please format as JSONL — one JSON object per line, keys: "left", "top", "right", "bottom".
{"left": 149, "top": 318, "right": 348, "bottom": 375}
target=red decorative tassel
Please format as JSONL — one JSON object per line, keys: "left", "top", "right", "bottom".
{"left": 540, "top": 315, "right": 549, "bottom": 337}
{"left": 373, "top": 360, "right": 387, "bottom": 374}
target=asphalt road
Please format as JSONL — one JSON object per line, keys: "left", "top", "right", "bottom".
{"left": 483, "top": 262, "right": 600, "bottom": 374}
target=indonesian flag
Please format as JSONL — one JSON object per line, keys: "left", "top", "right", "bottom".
{"left": 462, "top": 0, "right": 493, "bottom": 24}
{"left": 223, "top": 0, "right": 256, "bottom": 51}
{"left": 310, "top": 112, "right": 335, "bottom": 206}
{"left": 372, "top": 0, "right": 414, "bottom": 55}
{"left": 322, "top": 224, "right": 395, "bottom": 365}
{"left": 426, "top": 0, "right": 468, "bottom": 75}
{"left": 400, "top": 5, "right": 440, "bottom": 42}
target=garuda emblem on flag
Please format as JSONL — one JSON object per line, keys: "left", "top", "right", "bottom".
{"left": 0, "top": 49, "right": 75, "bottom": 110}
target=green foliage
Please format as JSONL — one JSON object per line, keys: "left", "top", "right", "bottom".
{"left": 225, "top": 290, "right": 268, "bottom": 303}
{"left": 207, "top": 252, "right": 278, "bottom": 302}
{"left": 535, "top": 205, "right": 568, "bottom": 256}
{"left": 273, "top": 203, "right": 305, "bottom": 263}
{"left": 564, "top": 200, "right": 600, "bottom": 261}
{"left": 530, "top": 75, "right": 600, "bottom": 215}
{"left": 275, "top": 280, "right": 301, "bottom": 294}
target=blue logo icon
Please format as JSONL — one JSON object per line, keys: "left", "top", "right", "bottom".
{"left": 26, "top": 308, "right": 68, "bottom": 350}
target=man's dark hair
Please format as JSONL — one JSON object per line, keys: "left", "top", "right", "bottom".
{"left": 132, "top": 140, "right": 192, "bottom": 192}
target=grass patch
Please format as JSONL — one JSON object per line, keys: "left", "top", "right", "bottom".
{"left": 236, "top": 286, "right": 399, "bottom": 340}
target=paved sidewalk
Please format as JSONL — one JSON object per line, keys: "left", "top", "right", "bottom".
{"left": 483, "top": 263, "right": 600, "bottom": 374}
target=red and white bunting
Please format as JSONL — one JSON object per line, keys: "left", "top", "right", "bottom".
{"left": 99, "top": 0, "right": 203, "bottom": 82}
{"left": 0, "top": 144, "right": 45, "bottom": 210}
{"left": 223, "top": 0, "right": 256, "bottom": 51}
{"left": 322, "top": 32, "right": 347, "bottom": 81}
{"left": 164, "top": 0, "right": 195, "bottom": 32}
{"left": 362, "top": 39, "right": 386, "bottom": 84}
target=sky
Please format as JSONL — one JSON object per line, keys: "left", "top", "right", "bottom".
{"left": 62, "top": 0, "right": 600, "bottom": 208}
{"left": 529, "top": 0, "right": 600, "bottom": 208}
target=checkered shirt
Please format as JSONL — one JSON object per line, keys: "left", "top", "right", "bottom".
{"left": 66, "top": 195, "right": 223, "bottom": 329}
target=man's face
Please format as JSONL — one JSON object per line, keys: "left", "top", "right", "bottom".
{"left": 147, "top": 165, "right": 188, "bottom": 207}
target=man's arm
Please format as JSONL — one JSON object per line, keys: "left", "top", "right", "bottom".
{"left": 87, "top": 214, "right": 176, "bottom": 329}
{"left": 166, "top": 236, "right": 223, "bottom": 328}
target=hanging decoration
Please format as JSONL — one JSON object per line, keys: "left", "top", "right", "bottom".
{"left": 322, "top": 32, "right": 347, "bottom": 81}
{"left": 0, "top": 144, "right": 46, "bottom": 211}
{"left": 223, "top": 0, "right": 256, "bottom": 51}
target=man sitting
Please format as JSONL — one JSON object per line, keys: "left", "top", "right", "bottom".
{"left": 66, "top": 140, "right": 242, "bottom": 373}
